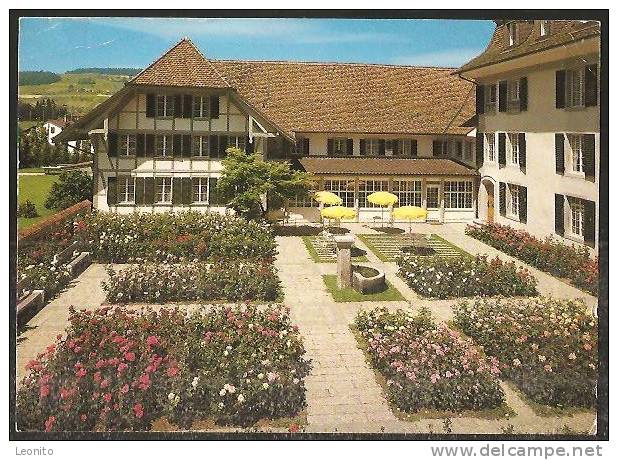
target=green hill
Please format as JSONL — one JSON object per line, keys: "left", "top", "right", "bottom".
{"left": 18, "top": 72, "right": 130, "bottom": 115}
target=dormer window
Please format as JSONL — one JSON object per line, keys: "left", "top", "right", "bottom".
{"left": 507, "top": 22, "right": 518, "bottom": 46}
{"left": 540, "top": 20, "right": 550, "bottom": 37}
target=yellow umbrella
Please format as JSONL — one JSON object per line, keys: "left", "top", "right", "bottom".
{"left": 314, "top": 191, "right": 343, "bottom": 206}
{"left": 392, "top": 206, "right": 428, "bottom": 232}
{"left": 367, "top": 191, "right": 398, "bottom": 227}
{"left": 320, "top": 206, "right": 356, "bottom": 226}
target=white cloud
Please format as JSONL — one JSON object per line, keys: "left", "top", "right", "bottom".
{"left": 390, "top": 48, "right": 485, "bottom": 67}
{"left": 73, "top": 39, "right": 116, "bottom": 50}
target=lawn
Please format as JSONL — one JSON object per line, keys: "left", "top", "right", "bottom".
{"left": 17, "top": 174, "right": 58, "bottom": 229}
{"left": 301, "top": 235, "right": 369, "bottom": 263}
{"left": 357, "top": 233, "right": 468, "bottom": 262}
{"left": 322, "top": 275, "right": 405, "bottom": 302}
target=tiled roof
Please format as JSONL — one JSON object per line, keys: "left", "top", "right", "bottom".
{"left": 457, "top": 20, "right": 600, "bottom": 74}
{"left": 129, "top": 38, "right": 230, "bottom": 88}
{"left": 299, "top": 157, "right": 478, "bottom": 176}
{"left": 212, "top": 60, "right": 475, "bottom": 136}
{"left": 46, "top": 119, "right": 68, "bottom": 128}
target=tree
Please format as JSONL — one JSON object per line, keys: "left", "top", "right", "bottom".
{"left": 216, "top": 147, "right": 314, "bottom": 220}
{"left": 44, "top": 171, "right": 93, "bottom": 210}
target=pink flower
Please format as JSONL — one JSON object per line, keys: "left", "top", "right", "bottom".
{"left": 120, "top": 384, "right": 129, "bottom": 394}
{"left": 93, "top": 371, "right": 102, "bottom": 383}
{"left": 124, "top": 352, "right": 136, "bottom": 362}
{"left": 146, "top": 336, "right": 159, "bottom": 346}
{"left": 133, "top": 403, "right": 144, "bottom": 418}
{"left": 39, "top": 385, "right": 50, "bottom": 398}
{"left": 103, "top": 393, "right": 112, "bottom": 402}
{"left": 44, "top": 415, "right": 56, "bottom": 432}
{"left": 76, "top": 368, "right": 87, "bottom": 378}
{"left": 117, "top": 362, "right": 128, "bottom": 374}
{"left": 100, "top": 379, "right": 110, "bottom": 389}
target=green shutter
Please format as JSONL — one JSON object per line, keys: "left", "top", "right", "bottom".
{"left": 476, "top": 132, "right": 484, "bottom": 168}
{"left": 518, "top": 132, "right": 526, "bottom": 170}
{"left": 209, "top": 95, "right": 220, "bottom": 119}
{"left": 583, "top": 200, "right": 596, "bottom": 244}
{"left": 555, "top": 70, "right": 566, "bottom": 109}
{"left": 135, "top": 178, "right": 145, "bottom": 204}
{"left": 137, "top": 134, "right": 145, "bottom": 157}
{"left": 146, "top": 94, "right": 156, "bottom": 118}
{"left": 499, "top": 182, "right": 506, "bottom": 216}
{"left": 519, "top": 77, "right": 528, "bottom": 111}
{"left": 145, "top": 134, "right": 155, "bottom": 157}
{"left": 172, "top": 177, "right": 183, "bottom": 205}
{"left": 182, "top": 178, "right": 192, "bottom": 205}
{"left": 584, "top": 64, "right": 598, "bottom": 107}
{"left": 555, "top": 194, "right": 564, "bottom": 235}
{"left": 327, "top": 138, "right": 334, "bottom": 155}
{"left": 182, "top": 135, "right": 192, "bottom": 158}
{"left": 107, "top": 176, "right": 117, "bottom": 206}
{"left": 476, "top": 84, "right": 485, "bottom": 115}
{"left": 583, "top": 134, "right": 596, "bottom": 180}
{"left": 172, "top": 135, "right": 181, "bottom": 158}
{"left": 498, "top": 81, "right": 507, "bottom": 112}
{"left": 108, "top": 133, "right": 118, "bottom": 157}
{"left": 518, "top": 186, "right": 527, "bottom": 223}
{"left": 208, "top": 177, "right": 219, "bottom": 205}
{"left": 144, "top": 177, "right": 155, "bottom": 204}
{"left": 498, "top": 133, "right": 506, "bottom": 166}
{"left": 555, "top": 133, "right": 565, "bottom": 174}
{"left": 209, "top": 135, "right": 218, "bottom": 158}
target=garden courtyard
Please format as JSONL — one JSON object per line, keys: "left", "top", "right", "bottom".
{"left": 16, "top": 218, "right": 598, "bottom": 435}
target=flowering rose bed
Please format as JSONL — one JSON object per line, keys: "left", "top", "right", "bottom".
{"left": 396, "top": 253, "right": 538, "bottom": 299}
{"left": 17, "top": 304, "right": 310, "bottom": 431}
{"left": 103, "top": 261, "right": 281, "bottom": 303}
{"left": 354, "top": 308, "right": 505, "bottom": 413}
{"left": 79, "top": 211, "right": 276, "bottom": 263}
{"left": 465, "top": 223, "right": 598, "bottom": 296}
{"left": 453, "top": 297, "right": 598, "bottom": 408}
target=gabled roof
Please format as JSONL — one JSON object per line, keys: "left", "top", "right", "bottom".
{"left": 299, "top": 157, "right": 478, "bottom": 176}
{"left": 129, "top": 38, "right": 230, "bottom": 88}
{"left": 45, "top": 119, "right": 68, "bottom": 128}
{"left": 457, "top": 20, "right": 600, "bottom": 74}
{"left": 213, "top": 60, "right": 475, "bottom": 136}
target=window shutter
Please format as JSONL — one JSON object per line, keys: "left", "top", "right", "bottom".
{"left": 107, "top": 132, "right": 118, "bottom": 157}
{"left": 555, "top": 194, "right": 564, "bottom": 235}
{"left": 145, "top": 134, "right": 155, "bottom": 157}
{"left": 499, "top": 182, "right": 506, "bottom": 216}
{"left": 584, "top": 64, "right": 598, "bottom": 107}
{"left": 379, "top": 139, "right": 386, "bottom": 155}
{"left": 182, "top": 135, "right": 192, "bottom": 157}
{"left": 392, "top": 140, "right": 400, "bottom": 155}
{"left": 518, "top": 186, "right": 527, "bottom": 223}
{"left": 173, "top": 95, "right": 182, "bottom": 117}
{"left": 476, "top": 85, "right": 485, "bottom": 115}
{"left": 410, "top": 140, "right": 418, "bottom": 157}
{"left": 583, "top": 199, "right": 596, "bottom": 244}
{"left": 172, "top": 177, "right": 183, "bottom": 205}
{"left": 346, "top": 138, "right": 354, "bottom": 155}
{"left": 144, "top": 177, "right": 155, "bottom": 204}
{"left": 172, "top": 135, "right": 181, "bottom": 158}
{"left": 107, "top": 176, "right": 117, "bottom": 206}
{"left": 209, "top": 95, "right": 220, "bottom": 119}
{"left": 498, "top": 133, "right": 506, "bottom": 166}
{"left": 136, "top": 134, "right": 145, "bottom": 157}
{"left": 498, "top": 81, "right": 508, "bottom": 112}
{"left": 208, "top": 178, "right": 219, "bottom": 205}
{"left": 327, "top": 138, "right": 334, "bottom": 155}
{"left": 518, "top": 132, "right": 526, "bottom": 170}
{"left": 182, "top": 178, "right": 192, "bottom": 205}
{"left": 183, "top": 95, "right": 193, "bottom": 118}
{"left": 359, "top": 139, "right": 366, "bottom": 155}
{"left": 519, "top": 77, "right": 528, "bottom": 111}
{"left": 191, "top": 178, "right": 199, "bottom": 203}
{"left": 583, "top": 134, "right": 596, "bottom": 180}
{"left": 146, "top": 93, "right": 156, "bottom": 118}
{"left": 555, "top": 133, "right": 565, "bottom": 174}
{"left": 555, "top": 70, "right": 566, "bottom": 108}
{"left": 219, "top": 136, "right": 227, "bottom": 156}
{"left": 476, "top": 132, "right": 484, "bottom": 168}
{"left": 135, "top": 178, "right": 145, "bottom": 205}
{"left": 304, "top": 138, "right": 310, "bottom": 155}
{"left": 433, "top": 140, "right": 441, "bottom": 156}
{"left": 209, "top": 135, "right": 218, "bottom": 157}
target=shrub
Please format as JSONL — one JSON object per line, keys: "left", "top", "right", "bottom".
{"left": 453, "top": 297, "right": 598, "bottom": 408}
{"left": 78, "top": 211, "right": 276, "bottom": 263}
{"left": 355, "top": 308, "right": 505, "bottom": 413}
{"left": 45, "top": 171, "right": 93, "bottom": 211}
{"left": 397, "top": 253, "right": 538, "bottom": 299}
{"left": 17, "top": 305, "right": 310, "bottom": 431}
{"left": 465, "top": 223, "right": 598, "bottom": 296}
{"left": 18, "top": 200, "right": 39, "bottom": 218}
{"left": 103, "top": 261, "right": 281, "bottom": 303}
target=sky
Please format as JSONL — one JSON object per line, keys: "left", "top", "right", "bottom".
{"left": 18, "top": 17, "right": 495, "bottom": 72}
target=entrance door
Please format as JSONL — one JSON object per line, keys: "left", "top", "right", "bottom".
{"left": 487, "top": 191, "right": 494, "bottom": 223}
{"left": 426, "top": 184, "right": 440, "bottom": 209}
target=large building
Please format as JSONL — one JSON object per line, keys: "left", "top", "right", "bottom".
{"left": 457, "top": 19, "right": 600, "bottom": 252}
{"left": 56, "top": 38, "right": 479, "bottom": 223}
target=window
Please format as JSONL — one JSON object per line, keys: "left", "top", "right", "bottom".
{"left": 294, "top": 137, "right": 309, "bottom": 155}
{"left": 509, "top": 80, "right": 520, "bottom": 102}
{"left": 444, "top": 181, "right": 473, "bottom": 209}
{"left": 227, "top": 135, "right": 246, "bottom": 152}
{"left": 565, "top": 68, "right": 584, "bottom": 108}
{"left": 385, "top": 140, "right": 395, "bottom": 156}
{"left": 464, "top": 142, "right": 474, "bottom": 161}
{"left": 323, "top": 179, "right": 355, "bottom": 208}
{"left": 192, "top": 136, "right": 209, "bottom": 157}
{"left": 393, "top": 180, "right": 421, "bottom": 207}
{"left": 433, "top": 139, "right": 449, "bottom": 156}
{"left": 192, "top": 177, "right": 209, "bottom": 203}
{"left": 508, "top": 133, "right": 519, "bottom": 165}
{"left": 120, "top": 134, "right": 137, "bottom": 156}
{"left": 358, "top": 179, "right": 388, "bottom": 208}
{"left": 331, "top": 138, "right": 347, "bottom": 155}
{"left": 155, "top": 177, "right": 173, "bottom": 203}
{"left": 50, "top": 127, "right": 55, "bottom": 134}
{"left": 193, "top": 96, "right": 209, "bottom": 118}
{"left": 506, "top": 184, "right": 520, "bottom": 218}
{"left": 156, "top": 95, "right": 174, "bottom": 117}
{"left": 289, "top": 190, "right": 317, "bottom": 208}
{"left": 485, "top": 84, "right": 497, "bottom": 112}
{"left": 364, "top": 139, "right": 381, "bottom": 156}
{"left": 399, "top": 139, "right": 415, "bottom": 156}
{"left": 455, "top": 141, "right": 463, "bottom": 159}
{"left": 569, "top": 134, "right": 584, "bottom": 173}
{"left": 426, "top": 185, "right": 440, "bottom": 209}
{"left": 155, "top": 135, "right": 173, "bottom": 157}
{"left": 540, "top": 20, "right": 549, "bottom": 37}
{"left": 507, "top": 22, "right": 518, "bottom": 46}
{"left": 485, "top": 133, "right": 496, "bottom": 162}
{"left": 118, "top": 177, "right": 135, "bottom": 203}
{"left": 570, "top": 197, "right": 585, "bottom": 238}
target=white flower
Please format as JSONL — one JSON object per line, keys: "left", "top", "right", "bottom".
{"left": 224, "top": 383, "right": 236, "bottom": 394}
{"left": 223, "top": 350, "right": 229, "bottom": 356}
{"left": 293, "top": 378, "right": 300, "bottom": 384}
{"left": 262, "top": 383, "right": 269, "bottom": 389}
{"left": 192, "top": 376, "right": 200, "bottom": 388}
{"left": 168, "top": 392, "right": 176, "bottom": 401}
{"left": 237, "top": 394, "right": 245, "bottom": 404}
{"left": 258, "top": 373, "right": 264, "bottom": 380}
{"left": 219, "top": 388, "right": 226, "bottom": 396}
{"left": 568, "top": 353, "right": 577, "bottom": 360}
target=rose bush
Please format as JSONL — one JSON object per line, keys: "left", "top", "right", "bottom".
{"left": 103, "top": 261, "right": 281, "bottom": 303}
{"left": 17, "top": 304, "right": 310, "bottom": 431}
{"left": 79, "top": 211, "right": 276, "bottom": 263}
{"left": 355, "top": 308, "right": 504, "bottom": 413}
{"left": 453, "top": 297, "right": 598, "bottom": 408}
{"left": 397, "top": 253, "right": 538, "bottom": 299}
{"left": 465, "top": 223, "right": 598, "bottom": 296}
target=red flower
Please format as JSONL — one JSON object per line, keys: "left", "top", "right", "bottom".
{"left": 117, "top": 362, "right": 128, "bottom": 374}
{"left": 133, "top": 403, "right": 144, "bottom": 419}
{"left": 124, "top": 352, "right": 136, "bottom": 362}
{"left": 93, "top": 371, "right": 102, "bottom": 383}
{"left": 100, "top": 379, "right": 110, "bottom": 389}
{"left": 120, "top": 384, "right": 129, "bottom": 394}
{"left": 103, "top": 393, "right": 112, "bottom": 403}
{"left": 288, "top": 423, "right": 300, "bottom": 433}
{"left": 146, "top": 336, "right": 159, "bottom": 346}
{"left": 80, "top": 414, "right": 87, "bottom": 422}
{"left": 166, "top": 364, "right": 179, "bottom": 377}
{"left": 75, "top": 368, "right": 87, "bottom": 378}
{"left": 44, "top": 415, "right": 56, "bottom": 432}
{"left": 138, "top": 373, "right": 151, "bottom": 390}
{"left": 39, "top": 385, "right": 50, "bottom": 398}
